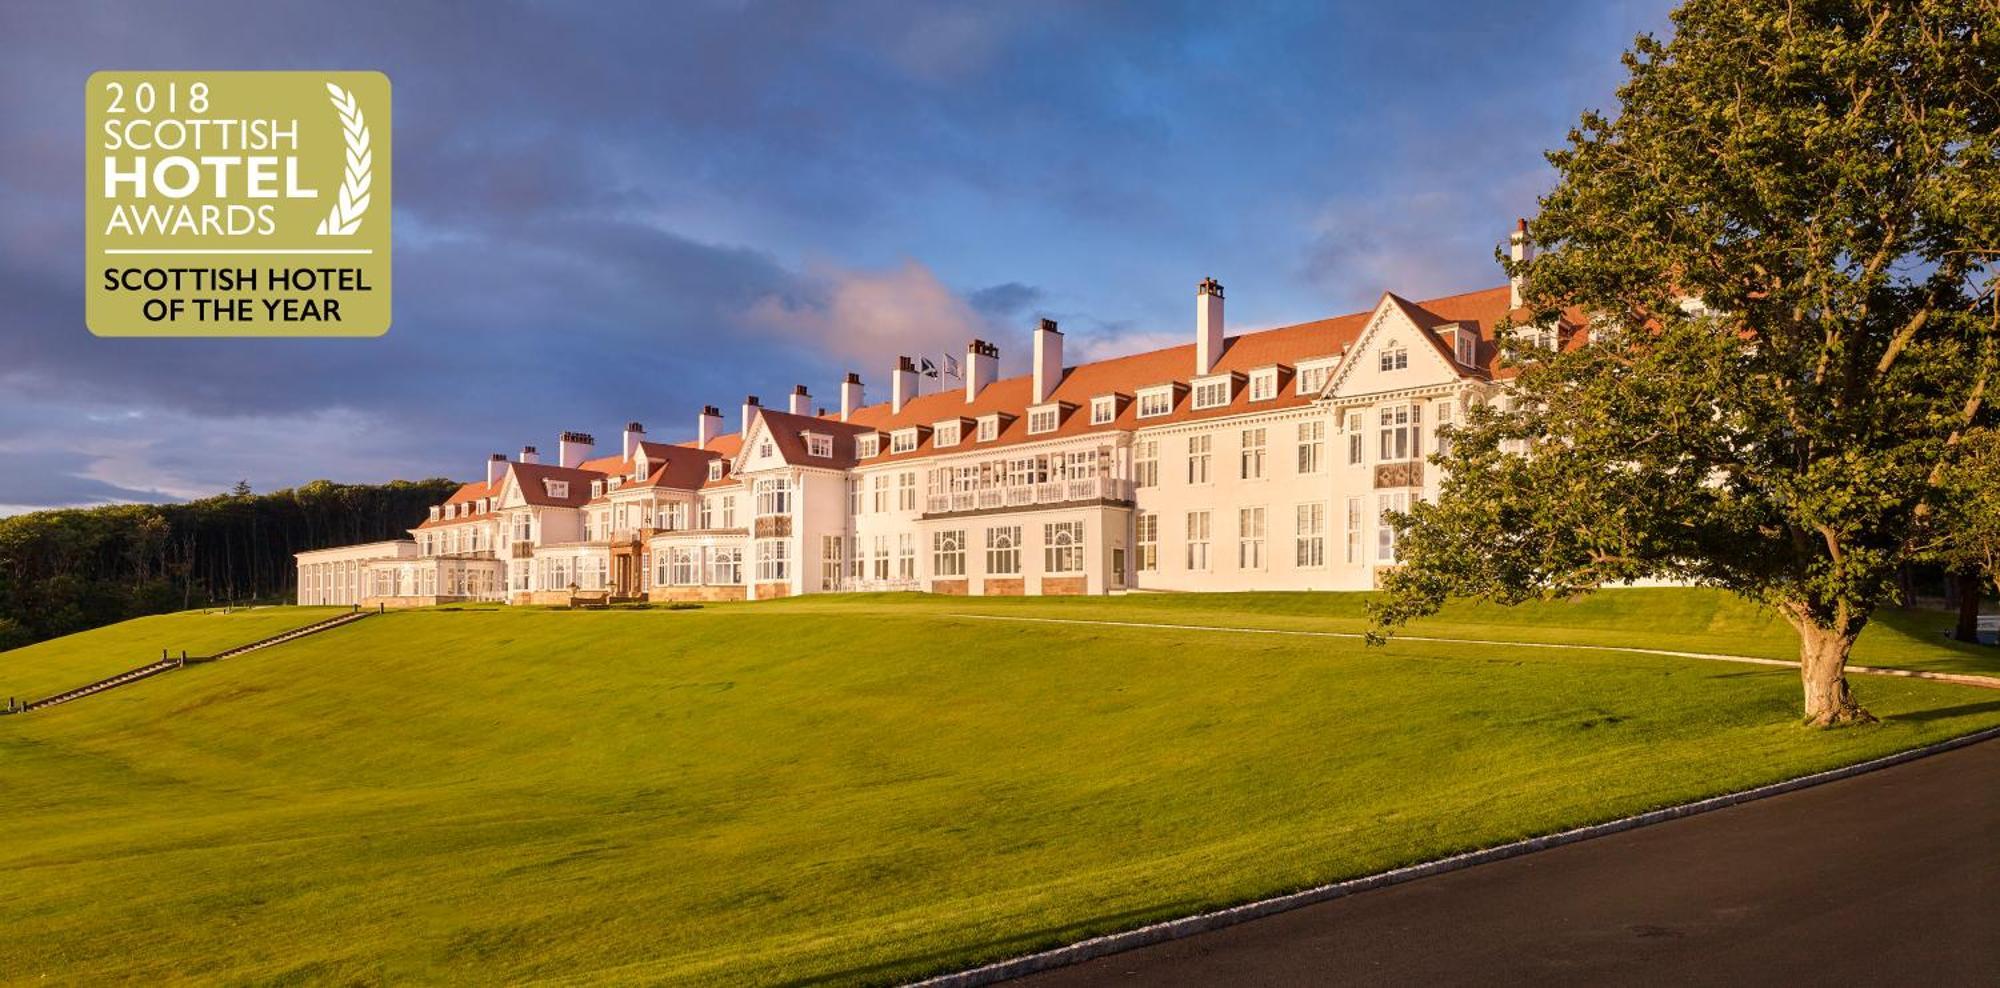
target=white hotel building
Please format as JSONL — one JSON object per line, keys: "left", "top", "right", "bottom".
{"left": 297, "top": 232, "right": 1582, "bottom": 606}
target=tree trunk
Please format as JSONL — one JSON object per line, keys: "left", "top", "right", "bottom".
{"left": 1795, "top": 618, "right": 1877, "bottom": 727}
{"left": 1953, "top": 570, "right": 1983, "bottom": 643}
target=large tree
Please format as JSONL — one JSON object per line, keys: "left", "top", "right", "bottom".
{"left": 1372, "top": 0, "right": 1999, "bottom": 725}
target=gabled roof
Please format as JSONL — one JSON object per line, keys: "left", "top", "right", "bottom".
{"left": 578, "top": 441, "right": 727, "bottom": 502}
{"left": 742, "top": 408, "right": 875, "bottom": 470}
{"left": 507, "top": 461, "right": 603, "bottom": 507}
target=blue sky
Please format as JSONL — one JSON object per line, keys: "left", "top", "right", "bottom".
{"left": 0, "top": 0, "right": 1671, "bottom": 512}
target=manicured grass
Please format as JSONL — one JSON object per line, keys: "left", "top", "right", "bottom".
{"left": 806, "top": 587, "right": 2000, "bottom": 677}
{"left": 0, "top": 606, "right": 348, "bottom": 703}
{"left": 2, "top": 592, "right": 1997, "bottom": 985}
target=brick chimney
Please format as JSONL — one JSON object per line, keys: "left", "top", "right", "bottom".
{"left": 1196, "top": 277, "right": 1224, "bottom": 375}
{"left": 697, "top": 405, "right": 723, "bottom": 448}
{"left": 621, "top": 421, "right": 645, "bottom": 460}
{"left": 741, "top": 395, "right": 761, "bottom": 434}
{"left": 965, "top": 339, "right": 999, "bottom": 403}
{"left": 1032, "top": 318, "right": 1063, "bottom": 403}
{"left": 558, "top": 431, "right": 595, "bottom": 468}
{"left": 486, "top": 453, "right": 507, "bottom": 486}
{"left": 840, "top": 373, "right": 864, "bottom": 421}
{"left": 891, "top": 356, "right": 918, "bottom": 413}
{"left": 788, "top": 385, "right": 811, "bottom": 416}
{"left": 519, "top": 444, "right": 540, "bottom": 465}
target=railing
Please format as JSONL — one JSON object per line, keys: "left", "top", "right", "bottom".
{"left": 843, "top": 578, "right": 924, "bottom": 592}
{"left": 925, "top": 476, "right": 1134, "bottom": 515}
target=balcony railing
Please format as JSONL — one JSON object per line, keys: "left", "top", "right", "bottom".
{"left": 925, "top": 476, "right": 1133, "bottom": 516}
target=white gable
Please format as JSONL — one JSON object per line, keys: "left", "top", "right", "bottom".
{"left": 735, "top": 415, "right": 791, "bottom": 473}
{"left": 1326, "top": 295, "right": 1461, "bottom": 399}
{"left": 496, "top": 468, "right": 529, "bottom": 509}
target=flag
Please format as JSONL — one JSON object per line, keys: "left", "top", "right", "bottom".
{"left": 919, "top": 357, "right": 939, "bottom": 379}
{"left": 943, "top": 353, "right": 961, "bottom": 380}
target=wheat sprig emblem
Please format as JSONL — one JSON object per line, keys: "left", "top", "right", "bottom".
{"left": 315, "top": 82, "right": 372, "bottom": 236}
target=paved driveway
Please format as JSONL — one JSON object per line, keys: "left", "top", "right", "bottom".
{"left": 1014, "top": 736, "right": 2000, "bottom": 986}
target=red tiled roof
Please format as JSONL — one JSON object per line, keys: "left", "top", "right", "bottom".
{"left": 416, "top": 478, "right": 501, "bottom": 529}
{"left": 746, "top": 408, "right": 875, "bottom": 470}
{"left": 831, "top": 286, "right": 1524, "bottom": 466}
{"left": 507, "top": 461, "right": 604, "bottom": 507}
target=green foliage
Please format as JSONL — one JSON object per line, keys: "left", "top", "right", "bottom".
{"left": 1927, "top": 426, "right": 2000, "bottom": 594}
{"left": 4, "top": 594, "right": 1998, "bottom": 983}
{"left": 1376, "top": 2, "right": 2000, "bottom": 697}
{"left": 0, "top": 478, "right": 458, "bottom": 648}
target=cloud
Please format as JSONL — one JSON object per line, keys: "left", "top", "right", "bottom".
{"left": 967, "top": 282, "right": 1044, "bottom": 319}
{"left": 744, "top": 260, "right": 990, "bottom": 372}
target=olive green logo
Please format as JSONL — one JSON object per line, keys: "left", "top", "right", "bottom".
{"left": 86, "top": 71, "right": 392, "bottom": 337}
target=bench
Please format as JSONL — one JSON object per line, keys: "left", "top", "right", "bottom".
{"left": 568, "top": 589, "right": 612, "bottom": 609}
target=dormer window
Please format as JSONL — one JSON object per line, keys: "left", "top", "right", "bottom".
{"left": 707, "top": 461, "right": 724, "bottom": 482}
{"left": 1090, "top": 395, "right": 1117, "bottom": 425}
{"left": 1027, "top": 405, "right": 1061, "bottom": 435}
{"left": 1379, "top": 343, "right": 1409, "bottom": 372}
{"left": 977, "top": 416, "right": 1000, "bottom": 442}
{"left": 1137, "top": 387, "right": 1174, "bottom": 418}
{"left": 1192, "top": 377, "right": 1232, "bottom": 410}
{"left": 804, "top": 432, "right": 832, "bottom": 458}
{"left": 545, "top": 480, "right": 569, "bottom": 499}
{"left": 890, "top": 429, "right": 919, "bottom": 454}
{"left": 857, "top": 434, "right": 880, "bottom": 458}
{"left": 1248, "top": 369, "right": 1278, "bottom": 402}
{"left": 429, "top": 506, "right": 441, "bottom": 521}
{"left": 1296, "top": 357, "right": 1338, "bottom": 395}
{"left": 1456, "top": 332, "right": 1476, "bottom": 365}
{"left": 590, "top": 480, "right": 604, "bottom": 498}
{"left": 935, "top": 420, "right": 961, "bottom": 447}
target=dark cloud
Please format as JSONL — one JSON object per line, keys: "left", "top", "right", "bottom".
{"left": 0, "top": 450, "right": 179, "bottom": 509}
{"left": 967, "top": 282, "right": 1044, "bottom": 320}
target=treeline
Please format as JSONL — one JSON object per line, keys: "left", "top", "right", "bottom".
{"left": 0, "top": 478, "right": 459, "bottom": 649}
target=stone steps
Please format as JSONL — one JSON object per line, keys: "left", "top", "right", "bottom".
{"left": 6, "top": 610, "right": 375, "bottom": 715}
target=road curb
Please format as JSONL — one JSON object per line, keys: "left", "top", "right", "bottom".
{"left": 907, "top": 724, "right": 2000, "bottom": 987}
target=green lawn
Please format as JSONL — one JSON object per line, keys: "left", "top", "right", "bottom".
{"left": 0, "top": 606, "right": 348, "bottom": 704}
{"left": 2, "top": 591, "right": 1996, "bottom": 985}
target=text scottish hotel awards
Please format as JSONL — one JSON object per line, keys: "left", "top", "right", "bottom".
{"left": 86, "top": 71, "right": 391, "bottom": 336}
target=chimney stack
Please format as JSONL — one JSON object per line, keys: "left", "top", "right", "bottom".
{"left": 741, "top": 395, "right": 762, "bottom": 434}
{"left": 621, "top": 421, "right": 645, "bottom": 460}
{"left": 519, "top": 445, "right": 540, "bottom": 465}
{"left": 486, "top": 453, "right": 507, "bottom": 486}
{"left": 1196, "top": 277, "right": 1224, "bottom": 375}
{"left": 694, "top": 406, "right": 721, "bottom": 448}
{"left": 1032, "top": 318, "right": 1063, "bottom": 403}
{"left": 840, "top": 373, "right": 864, "bottom": 421}
{"left": 788, "top": 385, "right": 811, "bottom": 416}
{"left": 891, "top": 356, "right": 918, "bottom": 413}
{"left": 1509, "top": 218, "right": 1534, "bottom": 309}
{"left": 558, "top": 431, "right": 595, "bottom": 469}
{"left": 965, "top": 339, "right": 999, "bottom": 403}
